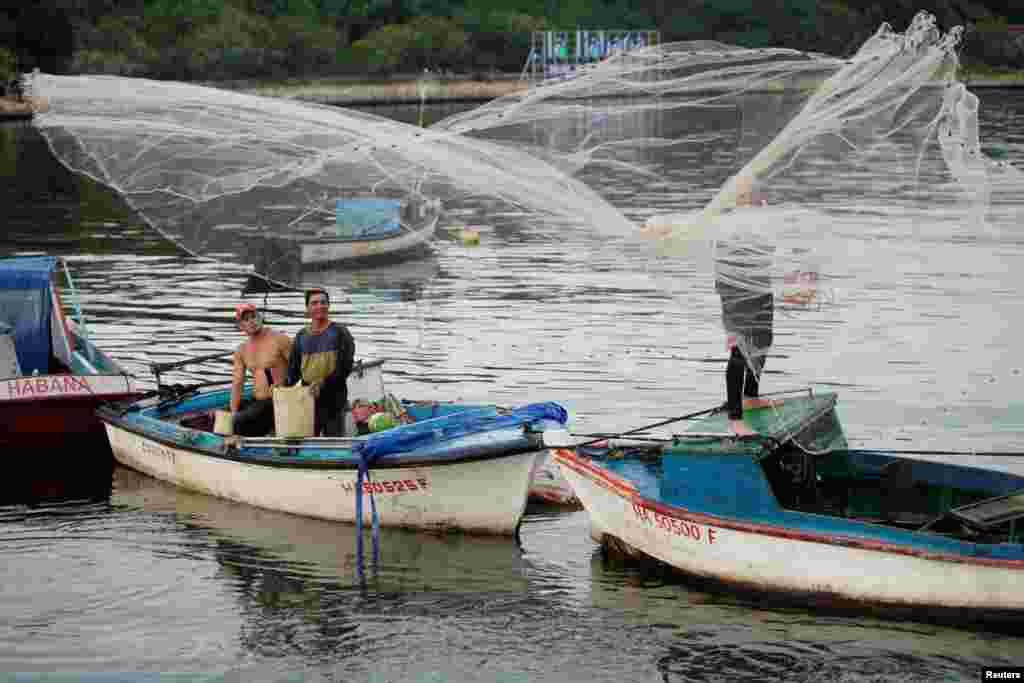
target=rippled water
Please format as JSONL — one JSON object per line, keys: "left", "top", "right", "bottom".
{"left": 1, "top": 92, "right": 1023, "bottom": 680}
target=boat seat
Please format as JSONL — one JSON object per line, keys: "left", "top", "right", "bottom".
{"left": 946, "top": 489, "right": 1024, "bottom": 531}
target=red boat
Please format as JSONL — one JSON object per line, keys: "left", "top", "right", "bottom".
{"left": 0, "top": 256, "right": 141, "bottom": 450}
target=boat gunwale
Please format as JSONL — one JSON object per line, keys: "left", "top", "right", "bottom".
{"left": 98, "top": 403, "right": 547, "bottom": 471}
{"left": 553, "top": 447, "right": 1024, "bottom": 570}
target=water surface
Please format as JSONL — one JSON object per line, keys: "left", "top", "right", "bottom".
{"left": 1, "top": 93, "right": 1023, "bottom": 681}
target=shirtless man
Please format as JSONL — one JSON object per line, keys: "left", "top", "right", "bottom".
{"left": 230, "top": 303, "right": 293, "bottom": 436}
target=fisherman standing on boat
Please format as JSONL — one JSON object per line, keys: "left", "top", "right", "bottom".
{"left": 230, "top": 303, "right": 293, "bottom": 436}
{"left": 716, "top": 175, "right": 774, "bottom": 436}
{"left": 287, "top": 288, "right": 356, "bottom": 437}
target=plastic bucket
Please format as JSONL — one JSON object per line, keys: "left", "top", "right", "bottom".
{"left": 273, "top": 383, "right": 316, "bottom": 438}
{"left": 213, "top": 409, "right": 234, "bottom": 435}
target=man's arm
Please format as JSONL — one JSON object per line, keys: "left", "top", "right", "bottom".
{"left": 276, "top": 333, "right": 294, "bottom": 382}
{"left": 286, "top": 330, "right": 303, "bottom": 386}
{"left": 230, "top": 350, "right": 246, "bottom": 412}
{"left": 321, "top": 324, "right": 355, "bottom": 394}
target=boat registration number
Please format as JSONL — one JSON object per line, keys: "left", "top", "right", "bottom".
{"left": 339, "top": 478, "right": 429, "bottom": 495}
{"left": 632, "top": 503, "right": 717, "bottom": 544}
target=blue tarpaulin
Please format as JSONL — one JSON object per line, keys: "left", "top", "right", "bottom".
{"left": 354, "top": 401, "right": 569, "bottom": 462}
{"left": 335, "top": 198, "right": 404, "bottom": 240}
{"left": 0, "top": 256, "right": 58, "bottom": 375}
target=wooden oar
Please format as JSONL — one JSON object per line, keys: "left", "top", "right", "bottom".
{"left": 572, "top": 405, "right": 722, "bottom": 449}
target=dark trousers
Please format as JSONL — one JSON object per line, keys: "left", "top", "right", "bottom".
{"left": 235, "top": 398, "right": 274, "bottom": 436}
{"left": 725, "top": 346, "right": 765, "bottom": 420}
{"left": 316, "top": 393, "right": 348, "bottom": 437}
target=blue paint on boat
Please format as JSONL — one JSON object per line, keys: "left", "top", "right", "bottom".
{"left": 579, "top": 391, "right": 1024, "bottom": 563}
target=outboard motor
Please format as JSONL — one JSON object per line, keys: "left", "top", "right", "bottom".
{"left": 0, "top": 321, "right": 22, "bottom": 378}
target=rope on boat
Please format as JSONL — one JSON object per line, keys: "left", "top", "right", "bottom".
{"left": 355, "top": 448, "right": 381, "bottom": 585}
{"left": 572, "top": 405, "right": 723, "bottom": 449}
{"left": 570, "top": 433, "right": 674, "bottom": 443}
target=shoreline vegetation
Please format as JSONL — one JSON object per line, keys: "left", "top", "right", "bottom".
{"left": 3, "top": 67, "right": 1024, "bottom": 121}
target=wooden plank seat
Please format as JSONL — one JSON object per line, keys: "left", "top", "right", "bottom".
{"left": 946, "top": 489, "right": 1024, "bottom": 531}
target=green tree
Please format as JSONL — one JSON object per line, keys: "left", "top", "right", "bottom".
{"left": 0, "top": 47, "right": 15, "bottom": 85}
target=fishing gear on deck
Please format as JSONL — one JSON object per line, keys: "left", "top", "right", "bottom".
{"left": 150, "top": 351, "right": 234, "bottom": 390}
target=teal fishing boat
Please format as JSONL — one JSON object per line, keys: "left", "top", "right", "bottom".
{"left": 553, "top": 389, "right": 1024, "bottom": 623}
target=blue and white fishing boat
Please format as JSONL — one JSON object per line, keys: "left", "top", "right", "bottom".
{"left": 98, "top": 360, "right": 568, "bottom": 535}
{"left": 552, "top": 389, "right": 1024, "bottom": 622}
{"left": 0, "top": 255, "right": 140, "bottom": 450}
{"left": 299, "top": 197, "right": 442, "bottom": 266}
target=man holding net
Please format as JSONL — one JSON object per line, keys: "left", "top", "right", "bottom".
{"left": 715, "top": 176, "right": 774, "bottom": 436}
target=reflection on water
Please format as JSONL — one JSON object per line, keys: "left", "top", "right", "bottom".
{"left": 112, "top": 466, "right": 532, "bottom": 595}
{"left": 1, "top": 93, "right": 1024, "bottom": 679}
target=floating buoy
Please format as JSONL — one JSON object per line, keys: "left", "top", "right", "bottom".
{"left": 459, "top": 227, "right": 481, "bottom": 245}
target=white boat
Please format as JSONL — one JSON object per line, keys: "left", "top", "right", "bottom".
{"left": 98, "top": 360, "right": 567, "bottom": 535}
{"left": 300, "top": 196, "right": 441, "bottom": 266}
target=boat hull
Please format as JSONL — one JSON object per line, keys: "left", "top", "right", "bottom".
{"left": 300, "top": 213, "right": 439, "bottom": 265}
{"left": 555, "top": 448, "right": 1024, "bottom": 617}
{"left": 528, "top": 450, "right": 580, "bottom": 506}
{"left": 104, "top": 421, "right": 540, "bottom": 535}
{"left": 0, "top": 374, "right": 138, "bottom": 449}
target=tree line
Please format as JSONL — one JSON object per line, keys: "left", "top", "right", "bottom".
{"left": 1, "top": 0, "right": 1022, "bottom": 86}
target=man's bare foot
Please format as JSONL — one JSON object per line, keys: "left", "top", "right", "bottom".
{"left": 743, "top": 397, "right": 778, "bottom": 410}
{"left": 729, "top": 419, "right": 757, "bottom": 436}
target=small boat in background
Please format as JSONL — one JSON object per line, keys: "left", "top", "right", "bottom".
{"left": 0, "top": 255, "right": 140, "bottom": 450}
{"left": 98, "top": 359, "right": 567, "bottom": 535}
{"left": 553, "top": 389, "right": 1024, "bottom": 624}
{"left": 299, "top": 196, "right": 441, "bottom": 266}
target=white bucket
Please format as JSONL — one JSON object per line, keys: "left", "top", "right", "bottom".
{"left": 273, "top": 383, "right": 316, "bottom": 438}
{"left": 213, "top": 409, "right": 234, "bottom": 435}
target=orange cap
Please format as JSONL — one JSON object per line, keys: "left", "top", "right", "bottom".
{"left": 235, "top": 303, "right": 258, "bottom": 320}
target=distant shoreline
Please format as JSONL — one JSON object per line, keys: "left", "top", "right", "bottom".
{"left": 233, "top": 73, "right": 1024, "bottom": 107}
{"left": 234, "top": 75, "right": 528, "bottom": 107}
{"left": 4, "top": 72, "right": 1023, "bottom": 121}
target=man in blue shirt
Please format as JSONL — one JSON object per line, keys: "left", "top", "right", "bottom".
{"left": 287, "top": 288, "right": 355, "bottom": 436}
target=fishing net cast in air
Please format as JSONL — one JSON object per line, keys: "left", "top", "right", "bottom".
{"left": 30, "top": 12, "right": 1022, "bottom": 418}
{"left": 441, "top": 11, "right": 1020, "bottom": 390}
{"left": 30, "top": 74, "right": 631, "bottom": 288}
